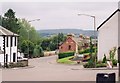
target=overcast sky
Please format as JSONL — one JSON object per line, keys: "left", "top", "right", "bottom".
{"left": 0, "top": 2, "right": 119, "bottom": 30}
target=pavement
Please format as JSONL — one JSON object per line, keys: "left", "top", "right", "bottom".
{"left": 2, "top": 55, "right": 119, "bottom": 81}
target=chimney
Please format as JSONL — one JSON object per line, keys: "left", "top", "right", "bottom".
{"left": 67, "top": 33, "right": 74, "bottom": 38}
{"left": 79, "top": 34, "right": 83, "bottom": 39}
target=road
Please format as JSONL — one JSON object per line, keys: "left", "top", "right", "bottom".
{"left": 2, "top": 55, "right": 119, "bottom": 81}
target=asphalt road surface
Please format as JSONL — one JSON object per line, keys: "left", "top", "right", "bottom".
{"left": 2, "top": 55, "right": 119, "bottom": 81}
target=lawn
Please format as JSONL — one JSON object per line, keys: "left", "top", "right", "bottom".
{"left": 57, "top": 56, "right": 76, "bottom": 64}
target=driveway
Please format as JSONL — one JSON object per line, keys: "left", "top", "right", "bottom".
{"left": 2, "top": 55, "right": 119, "bottom": 81}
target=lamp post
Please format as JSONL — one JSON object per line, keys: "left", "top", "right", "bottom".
{"left": 78, "top": 14, "right": 97, "bottom": 67}
{"left": 27, "top": 19, "right": 40, "bottom": 58}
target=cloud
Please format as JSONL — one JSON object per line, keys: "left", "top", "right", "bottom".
{"left": 1, "top": 2, "right": 118, "bottom": 30}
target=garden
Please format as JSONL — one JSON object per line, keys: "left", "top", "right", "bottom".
{"left": 57, "top": 37, "right": 118, "bottom": 69}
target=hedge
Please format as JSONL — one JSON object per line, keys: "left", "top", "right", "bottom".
{"left": 79, "top": 47, "right": 97, "bottom": 54}
{"left": 58, "top": 52, "right": 75, "bottom": 59}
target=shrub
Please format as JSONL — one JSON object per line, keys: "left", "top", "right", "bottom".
{"left": 102, "top": 54, "right": 107, "bottom": 63}
{"left": 96, "top": 63, "right": 106, "bottom": 68}
{"left": 112, "top": 59, "right": 118, "bottom": 66}
{"left": 79, "top": 47, "right": 97, "bottom": 54}
{"left": 83, "top": 60, "right": 95, "bottom": 68}
{"left": 82, "top": 53, "right": 90, "bottom": 62}
{"left": 58, "top": 52, "right": 75, "bottom": 59}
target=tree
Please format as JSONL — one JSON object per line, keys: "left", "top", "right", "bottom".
{"left": 2, "top": 9, "right": 20, "bottom": 33}
{"left": 18, "top": 19, "right": 41, "bottom": 55}
{"left": 33, "top": 45, "right": 44, "bottom": 58}
{"left": 21, "top": 40, "right": 35, "bottom": 58}
{"left": 41, "top": 38, "right": 51, "bottom": 51}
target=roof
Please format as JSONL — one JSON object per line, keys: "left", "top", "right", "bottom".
{"left": 97, "top": 9, "right": 120, "bottom": 30}
{"left": 0, "top": 50, "right": 4, "bottom": 54}
{"left": 59, "top": 36, "right": 90, "bottom": 47}
{"left": 0, "top": 26, "right": 18, "bottom": 36}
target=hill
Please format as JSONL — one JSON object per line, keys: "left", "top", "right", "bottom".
{"left": 37, "top": 29, "right": 98, "bottom": 38}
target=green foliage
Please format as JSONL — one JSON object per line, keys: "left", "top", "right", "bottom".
{"left": 58, "top": 52, "right": 75, "bottom": 59}
{"left": 96, "top": 63, "right": 106, "bottom": 68}
{"left": 57, "top": 56, "right": 76, "bottom": 64}
{"left": 21, "top": 40, "right": 35, "bottom": 57}
{"left": 41, "top": 33, "right": 66, "bottom": 51}
{"left": 79, "top": 47, "right": 97, "bottom": 54}
{"left": 41, "top": 38, "right": 51, "bottom": 51}
{"left": 33, "top": 45, "right": 44, "bottom": 58}
{"left": 1, "top": 9, "right": 20, "bottom": 33}
{"left": 83, "top": 60, "right": 95, "bottom": 68}
{"left": 109, "top": 47, "right": 117, "bottom": 61}
{"left": 17, "top": 19, "right": 42, "bottom": 58}
{"left": 102, "top": 54, "right": 107, "bottom": 63}
{"left": 112, "top": 59, "right": 118, "bottom": 66}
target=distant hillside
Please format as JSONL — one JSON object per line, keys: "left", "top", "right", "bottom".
{"left": 37, "top": 29, "right": 98, "bottom": 38}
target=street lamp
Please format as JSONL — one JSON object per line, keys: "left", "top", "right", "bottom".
{"left": 78, "top": 13, "right": 97, "bottom": 67}
{"left": 27, "top": 19, "right": 40, "bottom": 58}
{"left": 28, "top": 19, "right": 40, "bottom": 23}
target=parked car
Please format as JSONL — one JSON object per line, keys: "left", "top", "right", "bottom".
{"left": 17, "top": 56, "right": 28, "bottom": 61}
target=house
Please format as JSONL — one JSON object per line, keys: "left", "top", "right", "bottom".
{"left": 97, "top": 9, "right": 120, "bottom": 60}
{"left": 59, "top": 33, "right": 90, "bottom": 53}
{"left": 0, "top": 26, "right": 19, "bottom": 66}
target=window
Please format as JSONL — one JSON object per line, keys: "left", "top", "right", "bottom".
{"left": 6, "top": 37, "right": 8, "bottom": 47}
{"left": 13, "top": 53, "right": 16, "bottom": 62}
{"left": 11, "top": 36, "right": 13, "bottom": 47}
{"left": 68, "top": 45, "right": 71, "bottom": 50}
{"left": 14, "top": 37, "right": 17, "bottom": 46}
{"left": 6, "top": 54, "right": 8, "bottom": 63}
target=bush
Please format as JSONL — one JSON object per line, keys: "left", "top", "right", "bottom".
{"left": 96, "top": 63, "right": 106, "bottom": 68}
{"left": 57, "top": 56, "right": 76, "bottom": 64}
{"left": 112, "top": 59, "right": 118, "bottom": 66}
{"left": 58, "top": 52, "right": 75, "bottom": 59}
{"left": 102, "top": 54, "right": 107, "bottom": 63}
{"left": 83, "top": 60, "right": 95, "bottom": 68}
{"left": 82, "top": 53, "right": 90, "bottom": 62}
{"left": 79, "top": 47, "right": 97, "bottom": 54}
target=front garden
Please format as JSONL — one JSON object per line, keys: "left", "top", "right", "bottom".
{"left": 57, "top": 37, "right": 118, "bottom": 68}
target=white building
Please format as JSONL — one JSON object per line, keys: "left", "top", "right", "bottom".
{"left": 0, "top": 26, "right": 19, "bottom": 66}
{"left": 97, "top": 9, "right": 120, "bottom": 60}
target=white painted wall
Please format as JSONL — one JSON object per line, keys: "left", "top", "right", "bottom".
{"left": 118, "top": 12, "right": 120, "bottom": 47}
{"left": 0, "top": 36, "right": 3, "bottom": 51}
{"left": 0, "top": 36, "right": 18, "bottom": 65}
{"left": 98, "top": 12, "right": 118, "bottom": 60}
{"left": 0, "top": 54, "right": 4, "bottom": 65}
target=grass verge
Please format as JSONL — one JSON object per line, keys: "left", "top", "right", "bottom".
{"left": 57, "top": 56, "right": 76, "bottom": 65}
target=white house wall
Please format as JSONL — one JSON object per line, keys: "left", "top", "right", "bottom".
{"left": 0, "top": 54, "right": 4, "bottom": 65}
{"left": 0, "top": 36, "right": 3, "bottom": 51}
{"left": 11, "top": 37, "right": 18, "bottom": 62}
{"left": 118, "top": 12, "right": 120, "bottom": 47}
{"left": 98, "top": 12, "right": 118, "bottom": 60}
{"left": 0, "top": 36, "right": 18, "bottom": 65}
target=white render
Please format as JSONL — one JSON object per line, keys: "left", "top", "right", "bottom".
{"left": 98, "top": 11, "right": 119, "bottom": 61}
{"left": 0, "top": 26, "right": 18, "bottom": 66}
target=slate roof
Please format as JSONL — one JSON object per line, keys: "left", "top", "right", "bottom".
{"left": 0, "top": 26, "right": 18, "bottom": 36}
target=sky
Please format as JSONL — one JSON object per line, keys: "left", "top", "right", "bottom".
{"left": 0, "top": 1, "right": 119, "bottom": 30}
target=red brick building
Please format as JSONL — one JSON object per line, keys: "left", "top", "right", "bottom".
{"left": 59, "top": 34, "right": 90, "bottom": 53}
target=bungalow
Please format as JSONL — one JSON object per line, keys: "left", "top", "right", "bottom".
{"left": 59, "top": 33, "right": 90, "bottom": 53}
{"left": 0, "top": 26, "right": 19, "bottom": 67}
{"left": 97, "top": 9, "right": 120, "bottom": 60}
